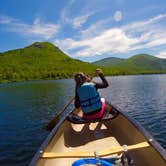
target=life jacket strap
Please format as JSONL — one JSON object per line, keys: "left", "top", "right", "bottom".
{"left": 80, "top": 95, "right": 100, "bottom": 108}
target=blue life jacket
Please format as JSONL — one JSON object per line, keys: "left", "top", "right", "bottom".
{"left": 77, "top": 82, "right": 102, "bottom": 114}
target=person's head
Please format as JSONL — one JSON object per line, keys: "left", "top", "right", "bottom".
{"left": 74, "top": 72, "right": 92, "bottom": 88}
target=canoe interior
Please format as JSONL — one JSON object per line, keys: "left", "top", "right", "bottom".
{"left": 35, "top": 104, "right": 166, "bottom": 166}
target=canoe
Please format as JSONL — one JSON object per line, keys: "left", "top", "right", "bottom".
{"left": 29, "top": 100, "right": 166, "bottom": 166}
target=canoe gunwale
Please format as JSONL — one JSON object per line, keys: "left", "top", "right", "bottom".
{"left": 29, "top": 108, "right": 73, "bottom": 166}
{"left": 29, "top": 101, "right": 166, "bottom": 165}
{"left": 107, "top": 101, "right": 166, "bottom": 161}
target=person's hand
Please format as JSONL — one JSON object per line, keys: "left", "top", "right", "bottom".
{"left": 95, "top": 68, "right": 103, "bottom": 75}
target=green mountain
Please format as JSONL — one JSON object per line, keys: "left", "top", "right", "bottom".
{"left": 93, "top": 54, "right": 166, "bottom": 74}
{"left": 93, "top": 57, "right": 125, "bottom": 66}
{"left": 0, "top": 42, "right": 97, "bottom": 83}
{"left": 124, "top": 54, "right": 166, "bottom": 70}
{"left": 0, "top": 43, "right": 166, "bottom": 83}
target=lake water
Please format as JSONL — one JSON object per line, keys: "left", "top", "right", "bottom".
{"left": 0, "top": 75, "right": 165, "bottom": 166}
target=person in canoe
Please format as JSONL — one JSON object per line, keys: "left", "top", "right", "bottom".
{"left": 74, "top": 68, "right": 110, "bottom": 120}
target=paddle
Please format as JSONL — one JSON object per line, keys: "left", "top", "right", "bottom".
{"left": 41, "top": 141, "right": 150, "bottom": 158}
{"left": 46, "top": 96, "right": 74, "bottom": 131}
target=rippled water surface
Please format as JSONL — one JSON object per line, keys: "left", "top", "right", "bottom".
{"left": 0, "top": 75, "right": 165, "bottom": 165}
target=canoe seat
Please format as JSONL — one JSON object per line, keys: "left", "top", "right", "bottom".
{"left": 67, "top": 112, "right": 119, "bottom": 124}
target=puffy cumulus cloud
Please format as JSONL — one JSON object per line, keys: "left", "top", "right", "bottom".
{"left": 55, "top": 28, "right": 137, "bottom": 57}
{"left": 55, "top": 13, "right": 166, "bottom": 59}
{"left": 0, "top": 15, "right": 59, "bottom": 39}
{"left": 54, "top": 38, "right": 84, "bottom": 50}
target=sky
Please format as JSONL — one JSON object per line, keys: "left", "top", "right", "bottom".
{"left": 0, "top": 0, "right": 166, "bottom": 62}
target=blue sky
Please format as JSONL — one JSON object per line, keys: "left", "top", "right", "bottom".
{"left": 0, "top": 0, "right": 166, "bottom": 62}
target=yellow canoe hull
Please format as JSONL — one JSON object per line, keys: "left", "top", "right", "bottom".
{"left": 30, "top": 102, "right": 166, "bottom": 166}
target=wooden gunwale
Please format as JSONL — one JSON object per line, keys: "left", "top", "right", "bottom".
{"left": 29, "top": 101, "right": 166, "bottom": 166}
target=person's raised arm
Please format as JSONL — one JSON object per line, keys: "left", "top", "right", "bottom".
{"left": 94, "top": 69, "right": 109, "bottom": 89}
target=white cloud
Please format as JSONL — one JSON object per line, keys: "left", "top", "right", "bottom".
{"left": 55, "top": 13, "right": 166, "bottom": 58}
{"left": 0, "top": 15, "right": 59, "bottom": 39}
{"left": 80, "top": 18, "right": 112, "bottom": 38}
{"left": 1, "top": 10, "right": 166, "bottom": 60}
{"left": 156, "top": 51, "right": 166, "bottom": 59}
{"left": 61, "top": 10, "right": 96, "bottom": 28}
{"left": 60, "top": 0, "right": 98, "bottom": 28}
{"left": 55, "top": 28, "right": 137, "bottom": 57}
{"left": 0, "top": 15, "right": 15, "bottom": 24}
{"left": 60, "top": 0, "right": 74, "bottom": 24}
{"left": 72, "top": 13, "right": 92, "bottom": 28}
{"left": 114, "top": 11, "right": 122, "bottom": 22}
{"left": 29, "top": 18, "right": 59, "bottom": 39}
{"left": 123, "top": 14, "right": 166, "bottom": 32}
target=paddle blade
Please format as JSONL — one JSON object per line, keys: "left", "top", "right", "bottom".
{"left": 45, "top": 116, "right": 60, "bottom": 131}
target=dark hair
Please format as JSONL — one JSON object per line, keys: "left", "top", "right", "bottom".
{"left": 74, "top": 72, "right": 87, "bottom": 86}
{"left": 74, "top": 72, "right": 92, "bottom": 94}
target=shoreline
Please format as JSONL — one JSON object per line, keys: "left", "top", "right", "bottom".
{"left": 0, "top": 73, "right": 166, "bottom": 84}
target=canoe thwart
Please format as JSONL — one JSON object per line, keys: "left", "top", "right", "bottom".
{"left": 41, "top": 141, "right": 150, "bottom": 159}
{"left": 67, "top": 111, "right": 119, "bottom": 124}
